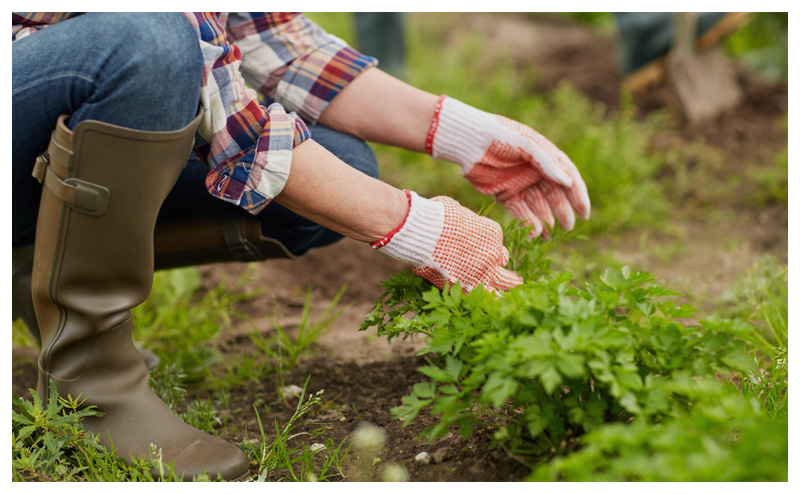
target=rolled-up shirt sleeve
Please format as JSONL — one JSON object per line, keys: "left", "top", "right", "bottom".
{"left": 181, "top": 12, "right": 311, "bottom": 215}
{"left": 225, "top": 12, "right": 378, "bottom": 124}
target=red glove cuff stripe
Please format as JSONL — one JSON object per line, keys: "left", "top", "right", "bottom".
{"left": 370, "top": 190, "right": 413, "bottom": 249}
{"left": 425, "top": 95, "right": 448, "bottom": 156}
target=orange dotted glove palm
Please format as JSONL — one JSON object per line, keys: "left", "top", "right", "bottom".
{"left": 427, "top": 96, "right": 591, "bottom": 237}
{"left": 372, "top": 191, "right": 522, "bottom": 294}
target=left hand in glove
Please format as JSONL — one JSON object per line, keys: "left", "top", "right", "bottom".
{"left": 426, "top": 95, "right": 591, "bottom": 237}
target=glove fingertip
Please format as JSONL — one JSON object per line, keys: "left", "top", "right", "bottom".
{"left": 579, "top": 192, "right": 592, "bottom": 219}
{"left": 491, "top": 267, "right": 524, "bottom": 292}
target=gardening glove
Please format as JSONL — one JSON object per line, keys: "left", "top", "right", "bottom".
{"left": 426, "top": 95, "right": 591, "bottom": 238}
{"left": 372, "top": 190, "right": 523, "bottom": 294}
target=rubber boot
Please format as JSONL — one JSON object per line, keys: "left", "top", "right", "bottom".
{"left": 14, "top": 245, "right": 161, "bottom": 369}
{"left": 153, "top": 213, "right": 296, "bottom": 271}
{"left": 14, "top": 211, "right": 296, "bottom": 365}
{"left": 31, "top": 113, "right": 250, "bottom": 481}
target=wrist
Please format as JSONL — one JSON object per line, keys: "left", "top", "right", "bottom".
{"left": 371, "top": 190, "right": 444, "bottom": 267}
{"left": 426, "top": 96, "right": 496, "bottom": 173}
{"left": 425, "top": 95, "right": 448, "bottom": 156}
{"left": 364, "top": 186, "right": 411, "bottom": 244}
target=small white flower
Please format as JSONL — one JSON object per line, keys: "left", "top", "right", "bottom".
{"left": 352, "top": 422, "right": 387, "bottom": 451}
{"left": 381, "top": 463, "right": 410, "bottom": 482}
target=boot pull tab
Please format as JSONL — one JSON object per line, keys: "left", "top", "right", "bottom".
{"left": 32, "top": 154, "right": 48, "bottom": 183}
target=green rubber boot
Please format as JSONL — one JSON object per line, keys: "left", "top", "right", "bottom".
{"left": 31, "top": 113, "right": 249, "bottom": 481}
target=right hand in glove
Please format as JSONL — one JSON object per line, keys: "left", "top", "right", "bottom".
{"left": 372, "top": 190, "right": 523, "bottom": 294}
{"left": 427, "top": 95, "right": 590, "bottom": 238}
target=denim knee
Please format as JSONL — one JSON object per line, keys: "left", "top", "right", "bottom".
{"left": 78, "top": 13, "right": 202, "bottom": 129}
{"left": 116, "top": 14, "right": 201, "bottom": 104}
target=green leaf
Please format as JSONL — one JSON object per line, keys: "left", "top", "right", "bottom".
{"left": 600, "top": 267, "right": 624, "bottom": 289}
{"left": 619, "top": 392, "right": 641, "bottom": 414}
{"left": 539, "top": 365, "right": 562, "bottom": 394}
{"left": 483, "top": 373, "right": 519, "bottom": 408}
{"left": 412, "top": 381, "right": 437, "bottom": 399}
{"left": 617, "top": 372, "right": 644, "bottom": 391}
{"left": 458, "top": 422, "right": 475, "bottom": 440}
{"left": 444, "top": 355, "right": 464, "bottom": 381}
{"left": 419, "top": 365, "right": 455, "bottom": 384}
{"left": 721, "top": 349, "right": 757, "bottom": 373}
{"left": 555, "top": 354, "right": 586, "bottom": 378}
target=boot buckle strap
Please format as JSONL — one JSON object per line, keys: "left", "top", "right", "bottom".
{"left": 43, "top": 165, "right": 110, "bottom": 216}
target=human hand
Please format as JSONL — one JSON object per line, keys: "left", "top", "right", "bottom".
{"left": 427, "top": 96, "right": 590, "bottom": 237}
{"left": 372, "top": 190, "right": 522, "bottom": 294}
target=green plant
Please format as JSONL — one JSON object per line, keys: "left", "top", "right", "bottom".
{"left": 560, "top": 12, "right": 615, "bottom": 31}
{"left": 12, "top": 381, "right": 191, "bottom": 481}
{"left": 744, "top": 146, "right": 788, "bottom": 207}
{"left": 211, "top": 284, "right": 350, "bottom": 391}
{"left": 13, "top": 378, "right": 349, "bottom": 482}
{"left": 13, "top": 382, "right": 103, "bottom": 481}
{"left": 244, "top": 378, "right": 350, "bottom": 482}
{"left": 271, "top": 285, "right": 351, "bottom": 369}
{"left": 12, "top": 318, "right": 37, "bottom": 351}
{"left": 181, "top": 397, "right": 223, "bottom": 433}
{"left": 718, "top": 255, "right": 788, "bottom": 419}
{"left": 362, "top": 223, "right": 787, "bottom": 479}
{"left": 131, "top": 266, "right": 262, "bottom": 381}
{"left": 148, "top": 362, "right": 189, "bottom": 411}
{"left": 532, "top": 379, "right": 788, "bottom": 481}
{"left": 725, "top": 12, "right": 788, "bottom": 82}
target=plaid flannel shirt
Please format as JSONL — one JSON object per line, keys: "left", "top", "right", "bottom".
{"left": 12, "top": 12, "right": 377, "bottom": 214}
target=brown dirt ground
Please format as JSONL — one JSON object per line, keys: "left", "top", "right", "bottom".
{"left": 12, "top": 13, "right": 788, "bottom": 482}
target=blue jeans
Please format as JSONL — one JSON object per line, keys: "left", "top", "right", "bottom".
{"left": 13, "top": 13, "right": 379, "bottom": 257}
{"left": 12, "top": 12, "right": 202, "bottom": 247}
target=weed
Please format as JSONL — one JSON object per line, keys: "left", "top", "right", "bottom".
{"left": 12, "top": 318, "right": 37, "bottom": 351}
{"left": 743, "top": 146, "right": 788, "bottom": 207}
{"left": 148, "top": 362, "right": 189, "bottom": 411}
{"left": 181, "top": 397, "right": 223, "bottom": 433}
{"left": 244, "top": 377, "right": 350, "bottom": 482}
{"left": 131, "top": 266, "right": 263, "bottom": 381}
{"left": 11, "top": 381, "right": 188, "bottom": 481}
{"left": 209, "top": 285, "right": 349, "bottom": 393}
{"left": 718, "top": 255, "right": 788, "bottom": 419}
{"left": 271, "top": 285, "right": 351, "bottom": 369}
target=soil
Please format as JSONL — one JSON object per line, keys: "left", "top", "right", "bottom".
{"left": 11, "top": 13, "right": 788, "bottom": 482}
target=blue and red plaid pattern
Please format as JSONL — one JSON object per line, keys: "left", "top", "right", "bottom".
{"left": 225, "top": 12, "right": 377, "bottom": 124}
{"left": 13, "top": 12, "right": 376, "bottom": 214}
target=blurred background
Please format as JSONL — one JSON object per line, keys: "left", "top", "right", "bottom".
{"left": 308, "top": 11, "right": 788, "bottom": 316}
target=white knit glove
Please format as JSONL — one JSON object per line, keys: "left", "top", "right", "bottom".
{"left": 372, "top": 190, "right": 523, "bottom": 293}
{"left": 427, "top": 95, "right": 590, "bottom": 237}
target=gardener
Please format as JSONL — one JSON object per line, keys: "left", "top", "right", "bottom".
{"left": 12, "top": 12, "right": 590, "bottom": 481}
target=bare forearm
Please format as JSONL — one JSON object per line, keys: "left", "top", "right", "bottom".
{"left": 274, "top": 139, "right": 409, "bottom": 243}
{"left": 317, "top": 68, "right": 439, "bottom": 153}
